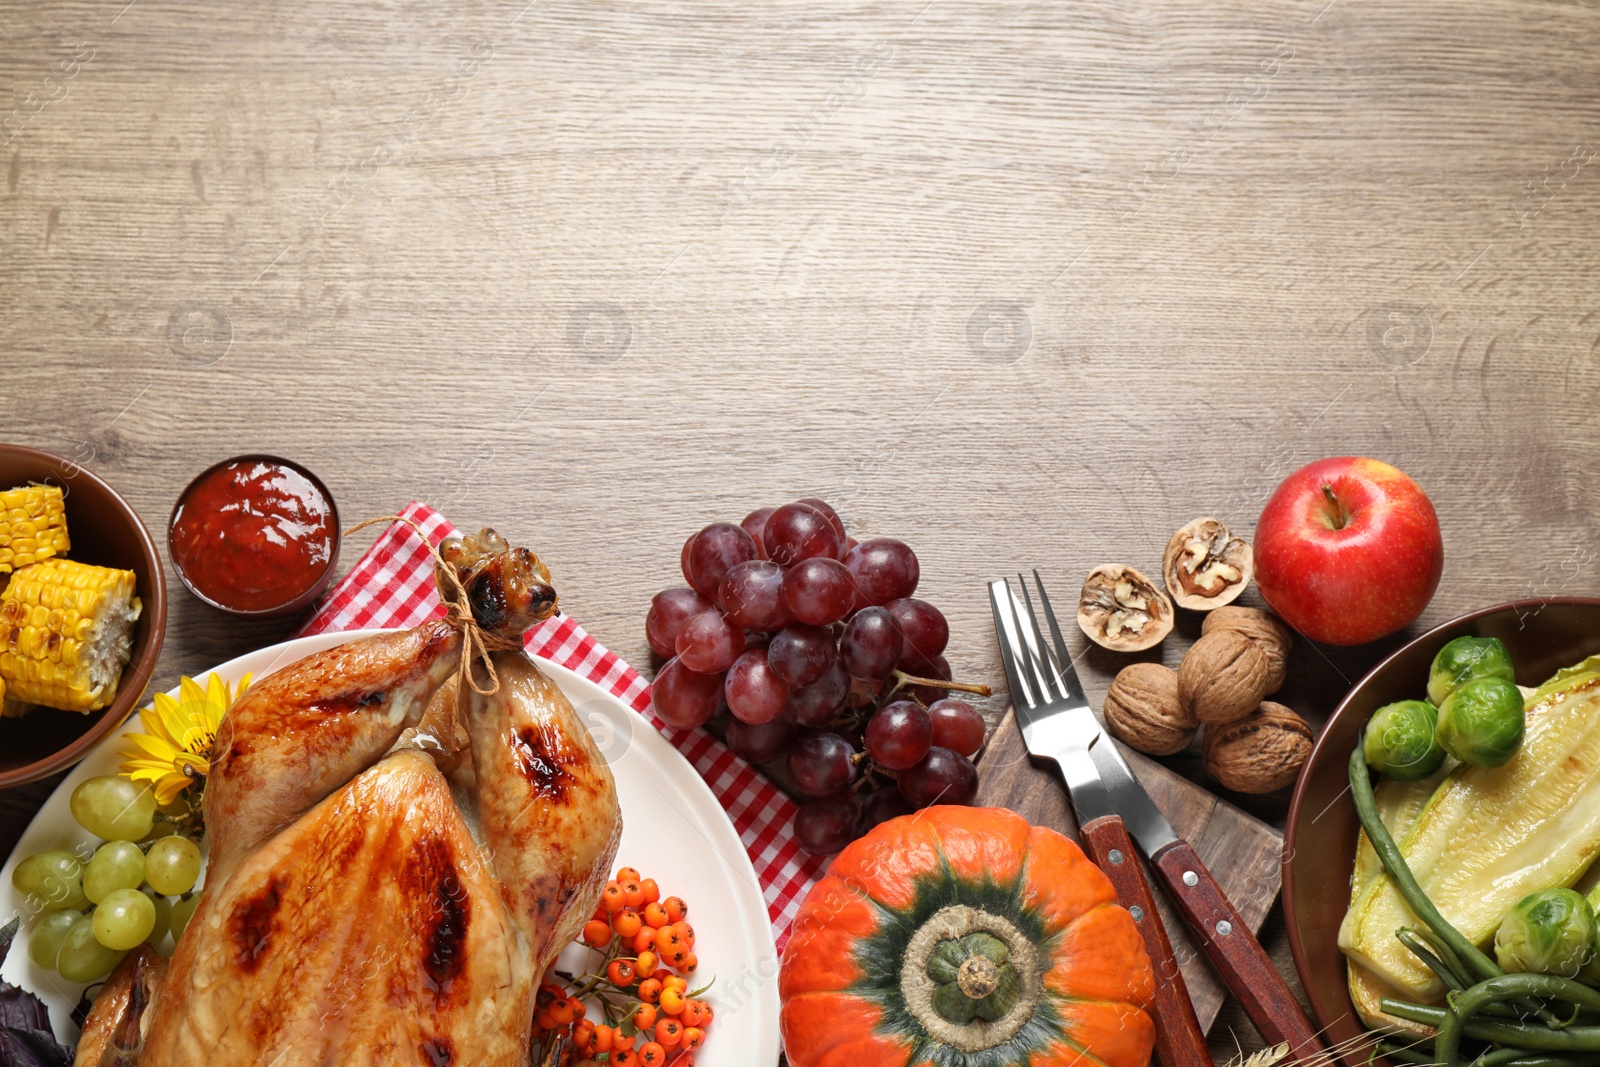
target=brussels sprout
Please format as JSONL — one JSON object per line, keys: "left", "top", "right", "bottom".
{"left": 1428, "top": 636, "right": 1515, "bottom": 706}
{"left": 1363, "top": 700, "right": 1447, "bottom": 780}
{"left": 1493, "top": 888, "right": 1596, "bottom": 977}
{"left": 1584, "top": 884, "right": 1600, "bottom": 983}
{"left": 1436, "top": 676, "right": 1525, "bottom": 768}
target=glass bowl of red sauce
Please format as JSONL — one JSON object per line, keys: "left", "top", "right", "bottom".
{"left": 168, "top": 455, "right": 341, "bottom": 617}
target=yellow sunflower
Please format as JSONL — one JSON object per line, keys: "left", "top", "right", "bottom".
{"left": 119, "top": 672, "right": 251, "bottom": 806}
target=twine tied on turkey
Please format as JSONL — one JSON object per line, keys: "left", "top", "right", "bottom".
{"left": 346, "top": 516, "right": 557, "bottom": 764}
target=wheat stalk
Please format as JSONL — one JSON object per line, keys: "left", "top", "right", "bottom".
{"left": 1221, "top": 1027, "right": 1403, "bottom": 1067}
{"left": 1231, "top": 1042, "right": 1293, "bottom": 1067}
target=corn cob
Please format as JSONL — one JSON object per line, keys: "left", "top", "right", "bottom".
{"left": 0, "top": 559, "right": 142, "bottom": 713}
{"left": 0, "top": 484, "right": 70, "bottom": 573}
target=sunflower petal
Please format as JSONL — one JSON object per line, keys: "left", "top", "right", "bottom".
{"left": 118, "top": 754, "right": 174, "bottom": 772}
{"left": 153, "top": 776, "right": 189, "bottom": 806}
{"left": 123, "top": 733, "right": 181, "bottom": 761}
{"left": 141, "top": 695, "right": 183, "bottom": 746}
{"left": 121, "top": 754, "right": 180, "bottom": 773}
{"left": 178, "top": 676, "right": 207, "bottom": 707}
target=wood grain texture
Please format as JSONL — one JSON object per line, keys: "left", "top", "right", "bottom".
{"left": 5, "top": 0, "right": 1600, "bottom": 1059}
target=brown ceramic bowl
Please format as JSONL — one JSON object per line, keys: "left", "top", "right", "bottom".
{"left": 0, "top": 444, "right": 168, "bottom": 788}
{"left": 167, "top": 453, "right": 341, "bottom": 618}
{"left": 1283, "top": 597, "right": 1600, "bottom": 1064}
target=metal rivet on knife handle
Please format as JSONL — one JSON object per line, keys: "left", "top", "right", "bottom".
{"left": 1129, "top": 905, "right": 1144, "bottom": 921}
{"left": 1152, "top": 839, "right": 1327, "bottom": 1060}
{"left": 1108, "top": 849, "right": 1123, "bottom": 864}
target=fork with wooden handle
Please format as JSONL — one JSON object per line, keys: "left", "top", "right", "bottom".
{"left": 993, "top": 573, "right": 1325, "bottom": 1065}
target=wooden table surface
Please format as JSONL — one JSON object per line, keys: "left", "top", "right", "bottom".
{"left": 6, "top": 0, "right": 1600, "bottom": 1060}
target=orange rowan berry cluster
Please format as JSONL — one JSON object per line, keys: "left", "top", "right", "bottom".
{"left": 531, "top": 866, "right": 713, "bottom": 1067}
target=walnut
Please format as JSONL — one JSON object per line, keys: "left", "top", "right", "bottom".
{"left": 1103, "top": 662, "right": 1194, "bottom": 755}
{"left": 1178, "top": 630, "right": 1271, "bottom": 725}
{"left": 1162, "top": 518, "right": 1253, "bottom": 611}
{"left": 1076, "top": 565, "right": 1175, "bottom": 652}
{"left": 1203, "top": 701, "right": 1313, "bottom": 793}
{"left": 1201, "top": 606, "right": 1293, "bottom": 694}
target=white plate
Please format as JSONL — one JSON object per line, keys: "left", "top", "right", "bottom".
{"left": 0, "top": 629, "right": 781, "bottom": 1064}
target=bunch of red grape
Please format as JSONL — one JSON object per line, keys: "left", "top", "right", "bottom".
{"left": 645, "top": 498, "right": 990, "bottom": 854}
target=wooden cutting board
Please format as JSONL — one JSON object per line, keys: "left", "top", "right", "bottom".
{"left": 976, "top": 706, "right": 1283, "bottom": 1034}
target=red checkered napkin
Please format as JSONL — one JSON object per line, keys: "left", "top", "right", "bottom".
{"left": 294, "top": 502, "right": 828, "bottom": 950}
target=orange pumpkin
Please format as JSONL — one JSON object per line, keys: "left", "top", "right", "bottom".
{"left": 780, "top": 806, "right": 1156, "bottom": 1067}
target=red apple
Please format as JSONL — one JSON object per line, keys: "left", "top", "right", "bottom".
{"left": 1254, "top": 457, "right": 1443, "bottom": 645}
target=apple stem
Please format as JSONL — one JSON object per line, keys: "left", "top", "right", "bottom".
{"left": 1321, "top": 483, "right": 1351, "bottom": 530}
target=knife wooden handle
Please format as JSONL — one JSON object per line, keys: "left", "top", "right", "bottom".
{"left": 1080, "top": 816, "right": 1213, "bottom": 1067}
{"left": 1151, "top": 840, "right": 1323, "bottom": 1062}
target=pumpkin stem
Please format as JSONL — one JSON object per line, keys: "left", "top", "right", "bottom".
{"left": 926, "top": 930, "right": 1021, "bottom": 1025}
{"left": 902, "top": 905, "right": 1042, "bottom": 1050}
{"left": 957, "top": 956, "right": 1000, "bottom": 999}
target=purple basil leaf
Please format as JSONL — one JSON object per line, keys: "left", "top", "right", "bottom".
{"left": 0, "top": 918, "right": 72, "bottom": 1067}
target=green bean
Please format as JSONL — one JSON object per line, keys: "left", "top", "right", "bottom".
{"left": 1455, "top": 1021, "right": 1600, "bottom": 1050}
{"left": 1350, "top": 745, "right": 1502, "bottom": 983}
{"left": 1381, "top": 999, "right": 1447, "bottom": 1026}
{"left": 1366, "top": 1040, "right": 1590, "bottom": 1066}
{"left": 1402, "top": 928, "right": 1471, "bottom": 992}
{"left": 1466, "top": 1040, "right": 1600, "bottom": 1066}
{"left": 1413, "top": 926, "right": 1479, "bottom": 991}
{"left": 1378, "top": 1041, "right": 1445, "bottom": 1065}
{"left": 1440, "top": 978, "right": 1600, "bottom": 1066}
{"left": 1381, "top": 1000, "right": 1600, "bottom": 1051}
{"left": 1549, "top": 1004, "right": 1594, "bottom": 1030}
{"left": 1388, "top": 941, "right": 1513, "bottom": 1023}
{"left": 1395, "top": 929, "right": 1532, "bottom": 1024}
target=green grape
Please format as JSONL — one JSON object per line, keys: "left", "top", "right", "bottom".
{"left": 142, "top": 888, "right": 172, "bottom": 946}
{"left": 11, "top": 850, "right": 87, "bottom": 911}
{"left": 93, "top": 888, "right": 156, "bottom": 951}
{"left": 170, "top": 893, "right": 201, "bottom": 943}
{"left": 83, "top": 841, "right": 146, "bottom": 904}
{"left": 28, "top": 910, "right": 79, "bottom": 971}
{"left": 57, "top": 915, "right": 124, "bottom": 982}
{"left": 144, "top": 836, "right": 202, "bottom": 896}
{"left": 69, "top": 776, "right": 156, "bottom": 842}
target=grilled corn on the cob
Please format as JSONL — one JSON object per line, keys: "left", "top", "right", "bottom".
{"left": 0, "top": 559, "right": 142, "bottom": 713}
{"left": 0, "top": 484, "right": 70, "bottom": 573}
{"left": 0, "top": 677, "right": 21, "bottom": 717}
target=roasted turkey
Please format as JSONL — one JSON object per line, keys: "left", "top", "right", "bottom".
{"left": 77, "top": 530, "right": 622, "bottom": 1067}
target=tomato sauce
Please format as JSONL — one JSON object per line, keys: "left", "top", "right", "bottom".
{"left": 170, "top": 459, "right": 337, "bottom": 612}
